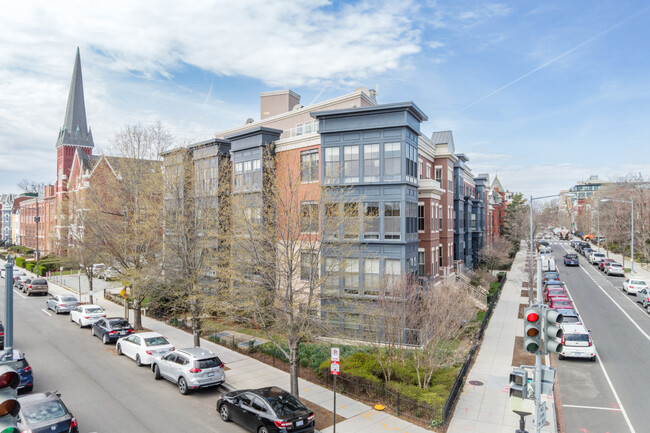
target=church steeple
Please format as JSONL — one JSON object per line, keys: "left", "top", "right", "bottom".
{"left": 56, "top": 47, "right": 94, "bottom": 148}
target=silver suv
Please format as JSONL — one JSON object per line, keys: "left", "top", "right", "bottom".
{"left": 151, "top": 347, "right": 226, "bottom": 395}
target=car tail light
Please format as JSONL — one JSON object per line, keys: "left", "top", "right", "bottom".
{"left": 84, "top": 316, "right": 90, "bottom": 319}
{"left": 274, "top": 420, "right": 292, "bottom": 428}
{"left": 29, "top": 285, "right": 32, "bottom": 288}
{"left": 0, "top": 332, "right": 4, "bottom": 336}
{"left": 220, "top": 363, "right": 225, "bottom": 369}
{"left": 109, "top": 331, "right": 117, "bottom": 335}
{"left": 561, "top": 335, "right": 565, "bottom": 345}
{"left": 103, "top": 315, "right": 106, "bottom": 318}
{"left": 308, "top": 413, "right": 315, "bottom": 422}
{"left": 189, "top": 367, "right": 202, "bottom": 373}
{"left": 70, "top": 417, "right": 78, "bottom": 428}
{"left": 60, "top": 304, "right": 65, "bottom": 307}
{"left": 171, "top": 347, "right": 175, "bottom": 351}
{"left": 146, "top": 350, "right": 153, "bottom": 355}
{"left": 23, "top": 366, "right": 31, "bottom": 373}
{"left": 588, "top": 335, "right": 593, "bottom": 346}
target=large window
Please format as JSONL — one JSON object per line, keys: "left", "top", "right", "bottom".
{"left": 435, "top": 167, "right": 442, "bottom": 183}
{"left": 343, "top": 202, "right": 359, "bottom": 239}
{"left": 384, "top": 142, "right": 401, "bottom": 181}
{"left": 406, "top": 145, "right": 417, "bottom": 183}
{"left": 325, "top": 148, "right": 340, "bottom": 184}
{"left": 364, "top": 259, "right": 379, "bottom": 295}
{"left": 324, "top": 257, "right": 340, "bottom": 294}
{"left": 363, "top": 202, "right": 380, "bottom": 240}
{"left": 324, "top": 203, "right": 340, "bottom": 239}
{"left": 418, "top": 204, "right": 425, "bottom": 232}
{"left": 426, "top": 164, "right": 431, "bottom": 179}
{"left": 343, "top": 259, "right": 359, "bottom": 294}
{"left": 439, "top": 205, "right": 443, "bottom": 230}
{"left": 384, "top": 259, "right": 401, "bottom": 289}
{"left": 300, "top": 202, "right": 319, "bottom": 233}
{"left": 343, "top": 146, "right": 359, "bottom": 183}
{"left": 418, "top": 251, "right": 425, "bottom": 276}
{"left": 363, "top": 144, "right": 379, "bottom": 182}
{"left": 384, "top": 202, "right": 401, "bottom": 240}
{"left": 233, "top": 158, "right": 261, "bottom": 191}
{"left": 431, "top": 204, "right": 435, "bottom": 232}
{"left": 300, "top": 252, "right": 318, "bottom": 280}
{"left": 300, "top": 150, "right": 319, "bottom": 183}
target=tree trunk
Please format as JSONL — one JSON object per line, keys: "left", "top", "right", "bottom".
{"left": 193, "top": 317, "right": 201, "bottom": 347}
{"left": 289, "top": 339, "right": 300, "bottom": 397}
{"left": 133, "top": 298, "right": 142, "bottom": 330}
{"left": 88, "top": 271, "right": 94, "bottom": 304}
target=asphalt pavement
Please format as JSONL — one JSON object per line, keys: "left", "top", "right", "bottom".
{"left": 551, "top": 241, "right": 648, "bottom": 433}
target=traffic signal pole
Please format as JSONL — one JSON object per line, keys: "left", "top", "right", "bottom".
{"left": 535, "top": 254, "right": 543, "bottom": 433}
{"left": 3, "top": 256, "right": 14, "bottom": 357}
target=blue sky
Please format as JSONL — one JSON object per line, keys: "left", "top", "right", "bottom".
{"left": 1, "top": 0, "right": 649, "bottom": 197}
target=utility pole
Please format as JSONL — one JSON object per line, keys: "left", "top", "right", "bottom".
{"left": 4, "top": 256, "right": 14, "bottom": 357}
{"left": 35, "top": 200, "right": 41, "bottom": 276}
{"left": 535, "top": 254, "right": 543, "bottom": 433}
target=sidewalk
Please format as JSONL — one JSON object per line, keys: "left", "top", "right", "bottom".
{"left": 447, "top": 244, "right": 557, "bottom": 433}
{"left": 37, "top": 277, "right": 431, "bottom": 433}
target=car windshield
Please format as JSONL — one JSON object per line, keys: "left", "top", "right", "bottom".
{"left": 266, "top": 392, "right": 307, "bottom": 418}
{"left": 610, "top": 264, "right": 623, "bottom": 268}
{"left": 197, "top": 357, "right": 223, "bottom": 369}
{"left": 22, "top": 400, "right": 67, "bottom": 424}
{"left": 108, "top": 319, "right": 130, "bottom": 328}
{"left": 565, "top": 255, "right": 577, "bottom": 259}
{"left": 631, "top": 280, "right": 647, "bottom": 285}
{"left": 32, "top": 279, "right": 47, "bottom": 284}
{"left": 554, "top": 300, "right": 572, "bottom": 307}
{"left": 85, "top": 308, "right": 103, "bottom": 314}
{"left": 60, "top": 296, "right": 77, "bottom": 302}
{"left": 562, "top": 316, "right": 579, "bottom": 323}
{"left": 594, "top": 253, "right": 605, "bottom": 257}
{"left": 144, "top": 336, "right": 170, "bottom": 346}
{"left": 549, "top": 290, "right": 565, "bottom": 296}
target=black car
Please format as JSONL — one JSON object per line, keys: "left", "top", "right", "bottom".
{"left": 17, "top": 392, "right": 78, "bottom": 433}
{"left": 564, "top": 254, "right": 579, "bottom": 266}
{"left": 218, "top": 387, "right": 315, "bottom": 433}
{"left": 91, "top": 317, "right": 134, "bottom": 344}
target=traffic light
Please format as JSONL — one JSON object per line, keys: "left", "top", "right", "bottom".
{"left": 523, "top": 306, "right": 542, "bottom": 353}
{"left": 509, "top": 368, "right": 528, "bottom": 399}
{"left": 0, "top": 365, "right": 20, "bottom": 433}
{"left": 544, "top": 309, "right": 564, "bottom": 353}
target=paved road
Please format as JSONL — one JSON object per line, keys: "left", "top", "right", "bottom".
{"left": 0, "top": 274, "right": 245, "bottom": 433}
{"left": 551, "top": 241, "right": 647, "bottom": 433}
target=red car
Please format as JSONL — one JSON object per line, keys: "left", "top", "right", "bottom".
{"left": 544, "top": 288, "right": 567, "bottom": 303}
{"left": 599, "top": 259, "right": 615, "bottom": 271}
{"left": 550, "top": 297, "right": 573, "bottom": 309}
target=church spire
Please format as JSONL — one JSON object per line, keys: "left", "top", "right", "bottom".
{"left": 56, "top": 47, "right": 94, "bottom": 148}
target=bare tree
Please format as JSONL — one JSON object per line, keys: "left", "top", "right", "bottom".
{"left": 478, "top": 236, "right": 512, "bottom": 272}
{"left": 17, "top": 179, "right": 47, "bottom": 195}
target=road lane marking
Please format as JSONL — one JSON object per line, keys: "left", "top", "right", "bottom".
{"left": 560, "top": 245, "right": 637, "bottom": 433}
{"left": 40, "top": 308, "right": 52, "bottom": 317}
{"left": 13, "top": 290, "right": 26, "bottom": 299}
{"left": 563, "top": 404, "right": 622, "bottom": 411}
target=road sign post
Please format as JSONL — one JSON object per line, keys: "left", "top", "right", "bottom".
{"left": 331, "top": 348, "right": 340, "bottom": 433}
{"left": 4, "top": 257, "right": 14, "bottom": 354}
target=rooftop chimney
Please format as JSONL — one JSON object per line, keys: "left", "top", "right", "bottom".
{"left": 260, "top": 90, "right": 301, "bottom": 120}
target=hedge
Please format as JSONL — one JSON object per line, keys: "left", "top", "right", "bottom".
{"left": 15, "top": 257, "right": 25, "bottom": 268}
{"left": 8, "top": 246, "right": 33, "bottom": 254}
{"left": 38, "top": 266, "right": 46, "bottom": 276}
{"left": 26, "top": 262, "right": 35, "bottom": 272}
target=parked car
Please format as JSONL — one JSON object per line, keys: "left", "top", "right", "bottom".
{"left": 589, "top": 252, "right": 606, "bottom": 265}
{"left": 544, "top": 288, "right": 567, "bottom": 304}
{"left": 555, "top": 309, "right": 581, "bottom": 325}
{"left": 0, "top": 349, "right": 34, "bottom": 393}
{"left": 99, "top": 266, "right": 119, "bottom": 280}
{"left": 46, "top": 294, "right": 80, "bottom": 314}
{"left": 0, "top": 266, "right": 19, "bottom": 279}
{"left": 623, "top": 279, "right": 648, "bottom": 295}
{"left": 14, "top": 274, "right": 28, "bottom": 290}
{"left": 543, "top": 271, "right": 560, "bottom": 283}
{"left": 217, "top": 386, "right": 315, "bottom": 433}
{"left": 543, "top": 279, "right": 563, "bottom": 288}
{"left": 69, "top": 304, "right": 106, "bottom": 327}
{"left": 581, "top": 247, "right": 593, "bottom": 257}
{"left": 605, "top": 263, "right": 625, "bottom": 276}
{"left": 17, "top": 392, "right": 78, "bottom": 433}
{"left": 151, "top": 347, "right": 226, "bottom": 395}
{"left": 0, "top": 321, "right": 4, "bottom": 349}
{"left": 91, "top": 317, "right": 134, "bottom": 344}
{"left": 636, "top": 288, "right": 650, "bottom": 308}
{"left": 116, "top": 332, "right": 175, "bottom": 366}
{"left": 21, "top": 277, "right": 49, "bottom": 296}
{"left": 599, "top": 258, "right": 615, "bottom": 271}
{"left": 549, "top": 297, "right": 573, "bottom": 309}
{"left": 558, "top": 324, "right": 596, "bottom": 361}
{"left": 563, "top": 254, "right": 579, "bottom": 266}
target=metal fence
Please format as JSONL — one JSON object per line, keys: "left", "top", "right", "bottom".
{"left": 441, "top": 271, "right": 507, "bottom": 428}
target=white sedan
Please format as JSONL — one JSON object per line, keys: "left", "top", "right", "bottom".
{"left": 116, "top": 332, "right": 175, "bottom": 366}
{"left": 69, "top": 304, "right": 106, "bottom": 327}
{"left": 623, "top": 279, "right": 648, "bottom": 295}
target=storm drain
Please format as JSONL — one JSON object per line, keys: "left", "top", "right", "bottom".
{"left": 468, "top": 380, "right": 484, "bottom": 386}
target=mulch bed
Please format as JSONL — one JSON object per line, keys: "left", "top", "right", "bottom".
{"left": 518, "top": 304, "right": 525, "bottom": 319}
{"left": 521, "top": 290, "right": 528, "bottom": 298}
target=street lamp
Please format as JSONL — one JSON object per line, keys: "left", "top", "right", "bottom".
{"left": 600, "top": 198, "right": 634, "bottom": 274}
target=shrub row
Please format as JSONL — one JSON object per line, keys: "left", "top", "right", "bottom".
{"left": 8, "top": 246, "right": 33, "bottom": 254}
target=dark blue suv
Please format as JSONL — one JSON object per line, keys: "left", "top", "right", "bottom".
{"left": 0, "top": 349, "right": 33, "bottom": 392}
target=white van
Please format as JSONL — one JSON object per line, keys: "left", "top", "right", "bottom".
{"left": 542, "top": 257, "right": 556, "bottom": 272}
{"left": 558, "top": 324, "right": 596, "bottom": 362}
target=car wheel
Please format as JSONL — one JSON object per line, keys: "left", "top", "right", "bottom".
{"left": 103, "top": 334, "right": 109, "bottom": 344}
{"left": 69, "top": 314, "right": 74, "bottom": 322}
{"left": 153, "top": 364, "right": 161, "bottom": 380}
{"left": 591, "top": 356, "right": 597, "bottom": 363}
{"left": 136, "top": 354, "right": 142, "bottom": 367}
{"left": 117, "top": 344, "right": 123, "bottom": 355}
{"left": 55, "top": 306, "right": 59, "bottom": 314}
{"left": 258, "top": 427, "right": 269, "bottom": 433}
{"left": 219, "top": 404, "right": 230, "bottom": 421}
{"left": 91, "top": 327, "right": 96, "bottom": 336}
{"left": 25, "top": 385, "right": 33, "bottom": 393}
{"left": 558, "top": 354, "right": 564, "bottom": 360}
{"left": 178, "top": 377, "right": 189, "bottom": 395}
{"left": 79, "top": 319, "right": 83, "bottom": 328}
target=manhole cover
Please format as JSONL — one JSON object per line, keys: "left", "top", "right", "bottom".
{"left": 468, "top": 380, "right": 484, "bottom": 386}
